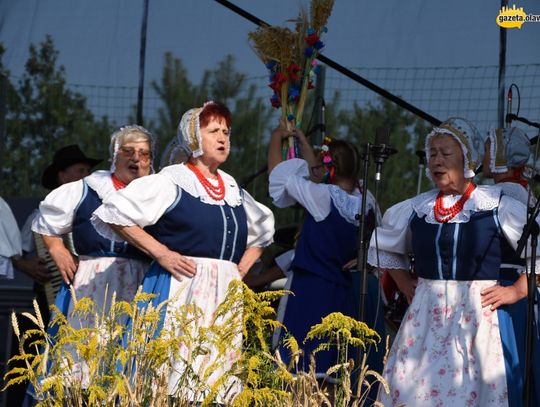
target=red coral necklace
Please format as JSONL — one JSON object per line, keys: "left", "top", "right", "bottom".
{"left": 111, "top": 173, "right": 127, "bottom": 190}
{"left": 434, "top": 182, "right": 476, "bottom": 223}
{"left": 187, "top": 162, "right": 226, "bottom": 201}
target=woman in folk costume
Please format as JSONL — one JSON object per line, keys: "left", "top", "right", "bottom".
{"left": 267, "top": 125, "right": 381, "bottom": 382}
{"left": 370, "top": 117, "right": 540, "bottom": 406}
{"left": 483, "top": 126, "right": 536, "bottom": 206}
{"left": 31, "top": 125, "right": 155, "bottom": 327}
{"left": 92, "top": 101, "right": 274, "bottom": 399}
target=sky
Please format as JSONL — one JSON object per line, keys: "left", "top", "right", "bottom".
{"left": 1, "top": 0, "right": 539, "bottom": 88}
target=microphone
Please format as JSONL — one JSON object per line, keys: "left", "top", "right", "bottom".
{"left": 505, "top": 87, "right": 513, "bottom": 127}
{"left": 371, "top": 127, "right": 398, "bottom": 181}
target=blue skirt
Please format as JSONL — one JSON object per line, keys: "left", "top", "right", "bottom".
{"left": 497, "top": 280, "right": 540, "bottom": 406}
{"left": 274, "top": 269, "right": 356, "bottom": 377}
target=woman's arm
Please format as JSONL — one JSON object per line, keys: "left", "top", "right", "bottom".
{"left": 268, "top": 124, "right": 316, "bottom": 175}
{"left": 268, "top": 124, "right": 288, "bottom": 174}
{"left": 480, "top": 274, "right": 527, "bottom": 310}
{"left": 243, "top": 263, "right": 286, "bottom": 289}
{"left": 237, "top": 246, "right": 264, "bottom": 278}
{"left": 295, "top": 130, "right": 319, "bottom": 176}
{"left": 42, "top": 235, "right": 78, "bottom": 284}
{"left": 384, "top": 268, "right": 418, "bottom": 305}
{"left": 110, "top": 224, "right": 196, "bottom": 281}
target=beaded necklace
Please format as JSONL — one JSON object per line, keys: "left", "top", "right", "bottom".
{"left": 434, "top": 182, "right": 476, "bottom": 223}
{"left": 186, "top": 162, "right": 226, "bottom": 201}
{"left": 111, "top": 173, "right": 127, "bottom": 190}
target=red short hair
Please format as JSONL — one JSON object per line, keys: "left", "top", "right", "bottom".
{"left": 199, "top": 102, "right": 232, "bottom": 129}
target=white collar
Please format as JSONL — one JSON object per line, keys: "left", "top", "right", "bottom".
{"left": 160, "top": 164, "right": 242, "bottom": 207}
{"left": 411, "top": 184, "right": 501, "bottom": 224}
{"left": 84, "top": 170, "right": 117, "bottom": 201}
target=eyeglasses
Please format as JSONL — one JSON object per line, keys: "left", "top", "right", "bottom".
{"left": 118, "top": 146, "right": 152, "bottom": 161}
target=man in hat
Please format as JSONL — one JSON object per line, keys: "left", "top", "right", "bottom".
{"left": 41, "top": 144, "right": 103, "bottom": 190}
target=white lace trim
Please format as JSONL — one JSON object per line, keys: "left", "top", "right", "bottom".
{"left": 410, "top": 185, "right": 501, "bottom": 224}
{"left": 90, "top": 213, "right": 129, "bottom": 242}
{"left": 488, "top": 129, "right": 508, "bottom": 174}
{"left": 329, "top": 186, "right": 364, "bottom": 225}
{"left": 160, "top": 164, "right": 242, "bottom": 207}
{"left": 84, "top": 170, "right": 116, "bottom": 200}
{"left": 367, "top": 248, "right": 409, "bottom": 269}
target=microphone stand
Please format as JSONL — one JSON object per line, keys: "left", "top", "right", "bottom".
{"left": 354, "top": 135, "right": 397, "bottom": 399}
{"left": 514, "top": 121, "right": 540, "bottom": 406}
{"left": 515, "top": 194, "right": 540, "bottom": 407}
{"left": 507, "top": 113, "right": 540, "bottom": 144}
{"left": 356, "top": 142, "right": 372, "bottom": 323}
{"left": 353, "top": 141, "right": 373, "bottom": 398}
{"left": 507, "top": 114, "right": 540, "bottom": 131}
{"left": 357, "top": 137, "right": 397, "bottom": 322}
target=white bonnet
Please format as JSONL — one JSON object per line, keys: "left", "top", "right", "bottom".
{"left": 177, "top": 101, "right": 228, "bottom": 158}
{"left": 425, "top": 117, "right": 483, "bottom": 179}
{"left": 487, "top": 127, "right": 530, "bottom": 173}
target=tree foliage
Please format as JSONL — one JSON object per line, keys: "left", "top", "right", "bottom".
{"left": 147, "top": 51, "right": 210, "bottom": 156}
{"left": 1, "top": 35, "right": 111, "bottom": 198}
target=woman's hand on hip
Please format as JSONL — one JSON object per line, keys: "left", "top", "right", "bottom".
{"left": 43, "top": 235, "right": 78, "bottom": 284}
{"left": 156, "top": 249, "right": 197, "bottom": 281}
{"left": 50, "top": 246, "right": 79, "bottom": 284}
{"left": 481, "top": 283, "right": 527, "bottom": 310}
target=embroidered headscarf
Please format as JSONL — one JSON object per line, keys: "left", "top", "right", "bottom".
{"left": 159, "top": 137, "right": 189, "bottom": 170}
{"left": 487, "top": 127, "right": 531, "bottom": 174}
{"left": 425, "top": 117, "right": 483, "bottom": 179}
{"left": 109, "top": 125, "right": 156, "bottom": 173}
{"left": 177, "top": 101, "right": 226, "bottom": 158}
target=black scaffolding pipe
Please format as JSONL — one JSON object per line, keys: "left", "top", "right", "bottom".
{"left": 136, "top": 0, "right": 150, "bottom": 126}
{"left": 214, "top": 0, "right": 442, "bottom": 126}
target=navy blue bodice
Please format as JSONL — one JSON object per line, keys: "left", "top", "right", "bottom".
{"left": 144, "top": 187, "right": 248, "bottom": 264}
{"left": 72, "top": 182, "right": 147, "bottom": 259}
{"left": 410, "top": 208, "right": 522, "bottom": 282}
{"left": 291, "top": 202, "right": 357, "bottom": 286}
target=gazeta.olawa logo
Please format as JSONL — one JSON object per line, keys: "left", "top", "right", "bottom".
{"left": 496, "top": 4, "right": 540, "bottom": 28}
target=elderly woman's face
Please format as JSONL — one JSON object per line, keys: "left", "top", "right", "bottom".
{"left": 200, "top": 117, "right": 230, "bottom": 167}
{"left": 428, "top": 134, "right": 468, "bottom": 195}
{"left": 114, "top": 138, "right": 152, "bottom": 184}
